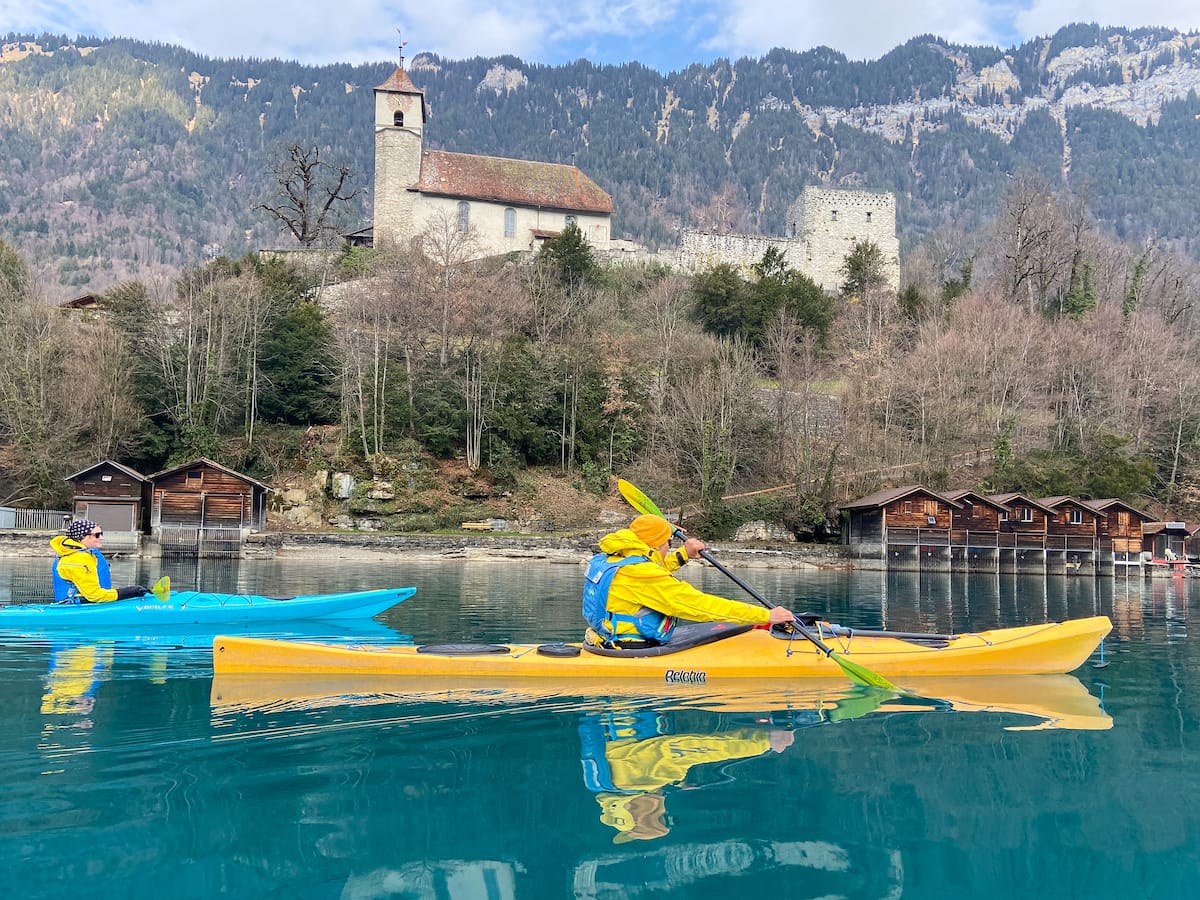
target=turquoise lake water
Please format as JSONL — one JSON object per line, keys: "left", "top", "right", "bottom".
{"left": 0, "top": 555, "right": 1196, "bottom": 898}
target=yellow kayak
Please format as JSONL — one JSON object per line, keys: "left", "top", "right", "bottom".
{"left": 212, "top": 615, "right": 1111, "bottom": 679}
{"left": 210, "top": 672, "right": 1112, "bottom": 731}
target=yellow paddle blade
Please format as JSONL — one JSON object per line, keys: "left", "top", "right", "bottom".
{"left": 150, "top": 575, "right": 171, "bottom": 604}
{"left": 617, "top": 478, "right": 666, "bottom": 518}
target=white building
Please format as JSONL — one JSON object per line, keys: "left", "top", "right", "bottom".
{"left": 371, "top": 65, "right": 613, "bottom": 256}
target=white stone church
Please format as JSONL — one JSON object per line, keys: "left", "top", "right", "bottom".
{"left": 370, "top": 65, "right": 613, "bottom": 256}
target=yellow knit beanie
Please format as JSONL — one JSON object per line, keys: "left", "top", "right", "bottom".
{"left": 630, "top": 514, "right": 673, "bottom": 548}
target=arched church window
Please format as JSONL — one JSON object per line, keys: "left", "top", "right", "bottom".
{"left": 457, "top": 201, "right": 470, "bottom": 232}
{"left": 393, "top": 111, "right": 404, "bottom": 126}
{"left": 504, "top": 208, "right": 515, "bottom": 238}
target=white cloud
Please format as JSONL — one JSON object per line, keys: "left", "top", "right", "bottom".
{"left": 709, "top": 0, "right": 1200, "bottom": 64}
{"left": 0, "top": 0, "right": 555, "bottom": 64}
{"left": 1014, "top": 0, "right": 1200, "bottom": 42}
{"left": 706, "top": 0, "right": 1008, "bottom": 61}
{"left": 2, "top": 0, "right": 1199, "bottom": 70}
{"left": 546, "top": 1, "right": 682, "bottom": 41}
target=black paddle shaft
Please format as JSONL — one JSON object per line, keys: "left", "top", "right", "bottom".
{"left": 672, "top": 527, "right": 838, "bottom": 658}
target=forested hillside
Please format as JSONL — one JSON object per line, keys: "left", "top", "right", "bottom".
{"left": 2, "top": 25, "right": 1200, "bottom": 298}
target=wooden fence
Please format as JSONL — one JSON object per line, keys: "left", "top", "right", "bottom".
{"left": 0, "top": 507, "right": 72, "bottom": 530}
{"left": 158, "top": 525, "right": 245, "bottom": 558}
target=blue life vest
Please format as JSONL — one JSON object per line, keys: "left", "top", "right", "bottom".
{"left": 52, "top": 548, "right": 111, "bottom": 603}
{"left": 579, "top": 710, "right": 672, "bottom": 793}
{"left": 582, "top": 552, "right": 674, "bottom": 643}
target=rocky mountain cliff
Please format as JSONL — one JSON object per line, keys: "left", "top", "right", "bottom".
{"left": 2, "top": 24, "right": 1199, "bottom": 298}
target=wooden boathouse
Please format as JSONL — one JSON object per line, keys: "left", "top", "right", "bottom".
{"left": 1089, "top": 499, "right": 1154, "bottom": 566}
{"left": 147, "top": 458, "right": 269, "bottom": 556}
{"left": 63, "top": 460, "right": 149, "bottom": 551}
{"left": 841, "top": 485, "right": 1155, "bottom": 575}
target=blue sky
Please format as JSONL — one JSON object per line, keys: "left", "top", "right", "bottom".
{"left": 2, "top": 1, "right": 1199, "bottom": 71}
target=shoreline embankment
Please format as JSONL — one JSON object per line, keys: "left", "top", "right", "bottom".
{"left": 0, "top": 529, "right": 851, "bottom": 570}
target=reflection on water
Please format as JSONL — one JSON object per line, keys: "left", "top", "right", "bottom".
{"left": 572, "top": 838, "right": 899, "bottom": 900}
{"left": 580, "top": 708, "right": 794, "bottom": 842}
{"left": 0, "top": 557, "right": 1198, "bottom": 898}
{"left": 0, "top": 554, "right": 1195, "bottom": 643}
{"left": 209, "top": 668, "right": 1112, "bottom": 871}
{"left": 41, "top": 644, "right": 112, "bottom": 717}
{"left": 342, "top": 860, "right": 522, "bottom": 900}
{"left": 209, "top": 674, "right": 1112, "bottom": 734}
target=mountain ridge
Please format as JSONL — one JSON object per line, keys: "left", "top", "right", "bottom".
{"left": 2, "top": 24, "right": 1199, "bottom": 298}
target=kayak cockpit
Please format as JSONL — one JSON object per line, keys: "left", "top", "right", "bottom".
{"left": 582, "top": 621, "right": 755, "bottom": 657}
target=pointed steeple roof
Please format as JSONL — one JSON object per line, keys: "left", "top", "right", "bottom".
{"left": 375, "top": 66, "right": 427, "bottom": 122}
{"left": 375, "top": 66, "right": 422, "bottom": 94}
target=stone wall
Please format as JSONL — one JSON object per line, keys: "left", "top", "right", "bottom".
{"left": 676, "top": 231, "right": 802, "bottom": 277}
{"left": 0, "top": 528, "right": 851, "bottom": 569}
{"left": 672, "top": 186, "right": 900, "bottom": 293}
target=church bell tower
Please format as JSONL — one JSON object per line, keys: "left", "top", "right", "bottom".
{"left": 372, "top": 42, "right": 427, "bottom": 248}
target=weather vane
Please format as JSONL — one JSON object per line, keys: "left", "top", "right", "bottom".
{"left": 397, "top": 28, "right": 407, "bottom": 68}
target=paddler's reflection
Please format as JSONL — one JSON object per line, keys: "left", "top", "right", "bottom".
{"left": 580, "top": 710, "right": 794, "bottom": 842}
{"left": 41, "top": 642, "right": 113, "bottom": 719}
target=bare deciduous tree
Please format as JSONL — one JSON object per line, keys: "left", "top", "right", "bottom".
{"left": 258, "top": 144, "right": 360, "bottom": 247}
{"left": 411, "top": 211, "right": 481, "bottom": 368}
{"left": 989, "top": 173, "right": 1072, "bottom": 313}
{"left": 459, "top": 265, "right": 523, "bottom": 471}
{"left": 333, "top": 278, "right": 399, "bottom": 459}
{"left": 661, "top": 337, "right": 764, "bottom": 504}
{"left": 62, "top": 318, "right": 142, "bottom": 460}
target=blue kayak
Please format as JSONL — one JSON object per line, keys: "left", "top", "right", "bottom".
{"left": 0, "top": 587, "right": 415, "bottom": 628}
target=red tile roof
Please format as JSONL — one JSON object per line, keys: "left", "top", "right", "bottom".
{"left": 415, "top": 150, "right": 613, "bottom": 214}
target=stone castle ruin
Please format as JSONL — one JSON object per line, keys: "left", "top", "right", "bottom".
{"left": 674, "top": 186, "right": 900, "bottom": 292}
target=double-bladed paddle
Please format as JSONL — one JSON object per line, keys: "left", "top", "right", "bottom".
{"left": 616, "top": 478, "right": 898, "bottom": 691}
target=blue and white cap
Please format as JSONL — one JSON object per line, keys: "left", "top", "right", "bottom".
{"left": 66, "top": 519, "right": 99, "bottom": 541}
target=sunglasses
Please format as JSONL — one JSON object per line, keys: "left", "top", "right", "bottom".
{"left": 88, "top": 530, "right": 104, "bottom": 538}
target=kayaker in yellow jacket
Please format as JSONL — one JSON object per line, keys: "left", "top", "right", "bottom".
{"left": 583, "top": 514, "right": 795, "bottom": 645}
{"left": 50, "top": 519, "right": 149, "bottom": 604}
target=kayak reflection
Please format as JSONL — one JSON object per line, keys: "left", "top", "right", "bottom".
{"left": 32, "top": 620, "right": 409, "bottom": 757}
{"left": 211, "top": 672, "right": 1113, "bottom": 733}
{"left": 580, "top": 708, "right": 795, "bottom": 843}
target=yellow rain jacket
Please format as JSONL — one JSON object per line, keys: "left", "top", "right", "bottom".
{"left": 50, "top": 535, "right": 119, "bottom": 603}
{"left": 594, "top": 528, "right": 772, "bottom": 638}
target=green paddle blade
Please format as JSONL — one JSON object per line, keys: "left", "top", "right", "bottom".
{"left": 830, "top": 651, "right": 898, "bottom": 691}
{"left": 825, "top": 686, "right": 895, "bottom": 722}
{"left": 150, "top": 575, "right": 171, "bottom": 604}
{"left": 617, "top": 478, "right": 665, "bottom": 518}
